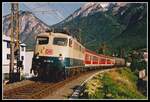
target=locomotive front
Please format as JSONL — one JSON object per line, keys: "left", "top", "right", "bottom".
{"left": 30, "top": 32, "right": 69, "bottom": 81}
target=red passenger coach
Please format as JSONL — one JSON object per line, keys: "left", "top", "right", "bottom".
{"left": 85, "top": 53, "right": 91, "bottom": 64}
{"left": 84, "top": 49, "right": 115, "bottom": 67}
{"left": 84, "top": 49, "right": 98, "bottom": 66}
{"left": 107, "top": 59, "right": 111, "bottom": 64}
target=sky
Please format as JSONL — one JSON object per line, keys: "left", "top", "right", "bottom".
{"left": 2, "top": 2, "right": 85, "bottom": 25}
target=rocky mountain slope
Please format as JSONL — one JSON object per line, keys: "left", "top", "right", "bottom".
{"left": 53, "top": 3, "right": 147, "bottom": 56}
{"left": 3, "top": 10, "right": 50, "bottom": 49}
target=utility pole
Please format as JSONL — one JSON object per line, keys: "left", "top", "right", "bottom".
{"left": 9, "top": 3, "right": 21, "bottom": 83}
{"left": 9, "top": 3, "right": 15, "bottom": 83}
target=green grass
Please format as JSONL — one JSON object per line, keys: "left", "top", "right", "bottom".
{"left": 116, "top": 67, "right": 138, "bottom": 83}
{"left": 83, "top": 67, "right": 146, "bottom": 99}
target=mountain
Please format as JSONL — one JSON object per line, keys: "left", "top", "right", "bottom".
{"left": 3, "top": 11, "right": 50, "bottom": 50}
{"left": 3, "top": 3, "right": 147, "bottom": 55}
{"left": 53, "top": 3, "right": 147, "bottom": 56}
{"left": 60, "top": 2, "right": 104, "bottom": 23}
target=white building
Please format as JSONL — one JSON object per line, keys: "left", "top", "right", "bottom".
{"left": 2, "top": 35, "right": 26, "bottom": 79}
{"left": 143, "top": 52, "right": 148, "bottom": 62}
{"left": 24, "top": 51, "right": 34, "bottom": 78}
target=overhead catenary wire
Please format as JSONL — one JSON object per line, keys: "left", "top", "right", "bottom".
{"left": 23, "top": 3, "right": 64, "bottom": 20}
{"left": 17, "top": 3, "right": 65, "bottom": 44}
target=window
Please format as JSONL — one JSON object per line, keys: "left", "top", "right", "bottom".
{"left": 7, "top": 41, "right": 10, "bottom": 48}
{"left": 7, "top": 54, "right": 10, "bottom": 59}
{"left": 85, "top": 54, "right": 91, "bottom": 61}
{"left": 37, "top": 37, "right": 49, "bottom": 45}
{"left": 69, "top": 39, "right": 72, "bottom": 47}
{"left": 101, "top": 58, "right": 106, "bottom": 64}
{"left": 21, "top": 47, "right": 24, "bottom": 51}
{"left": 21, "top": 56, "right": 24, "bottom": 60}
{"left": 93, "top": 56, "right": 98, "bottom": 61}
{"left": 53, "top": 37, "right": 68, "bottom": 46}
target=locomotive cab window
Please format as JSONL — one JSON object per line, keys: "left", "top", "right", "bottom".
{"left": 53, "top": 37, "right": 68, "bottom": 46}
{"left": 37, "top": 37, "right": 49, "bottom": 45}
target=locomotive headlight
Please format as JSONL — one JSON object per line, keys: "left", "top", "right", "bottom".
{"left": 36, "top": 56, "right": 39, "bottom": 59}
{"left": 59, "top": 57, "right": 64, "bottom": 61}
{"left": 59, "top": 54, "right": 64, "bottom": 61}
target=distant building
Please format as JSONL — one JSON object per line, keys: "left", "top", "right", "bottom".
{"left": 139, "top": 69, "right": 146, "bottom": 79}
{"left": 2, "top": 35, "right": 26, "bottom": 79}
{"left": 143, "top": 52, "right": 148, "bottom": 62}
{"left": 126, "top": 62, "right": 131, "bottom": 67}
{"left": 24, "top": 51, "right": 34, "bottom": 78}
{"left": 138, "top": 48, "right": 148, "bottom": 62}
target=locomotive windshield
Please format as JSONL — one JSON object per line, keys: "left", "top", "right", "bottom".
{"left": 53, "top": 37, "right": 68, "bottom": 46}
{"left": 37, "top": 37, "right": 49, "bottom": 45}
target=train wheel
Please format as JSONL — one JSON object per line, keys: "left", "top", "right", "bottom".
{"left": 44, "top": 68, "right": 50, "bottom": 81}
{"left": 58, "top": 70, "right": 65, "bottom": 81}
{"left": 33, "top": 70, "right": 38, "bottom": 76}
{"left": 64, "top": 69, "right": 69, "bottom": 79}
{"left": 37, "top": 69, "right": 43, "bottom": 80}
{"left": 53, "top": 70, "right": 62, "bottom": 82}
{"left": 54, "top": 71, "right": 58, "bottom": 82}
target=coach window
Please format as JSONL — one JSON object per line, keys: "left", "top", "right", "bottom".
{"left": 85, "top": 54, "right": 89, "bottom": 60}
{"left": 93, "top": 56, "right": 97, "bottom": 61}
{"left": 53, "top": 37, "right": 68, "bottom": 46}
{"left": 69, "top": 39, "right": 72, "bottom": 47}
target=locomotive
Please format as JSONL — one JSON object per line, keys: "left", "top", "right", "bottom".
{"left": 30, "top": 31, "right": 125, "bottom": 81}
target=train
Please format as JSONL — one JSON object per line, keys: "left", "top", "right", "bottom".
{"left": 30, "top": 31, "right": 125, "bottom": 81}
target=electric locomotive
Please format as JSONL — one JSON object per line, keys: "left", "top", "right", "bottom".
{"left": 30, "top": 31, "right": 85, "bottom": 81}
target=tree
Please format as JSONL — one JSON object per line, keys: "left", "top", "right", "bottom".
{"left": 98, "top": 42, "right": 109, "bottom": 55}
{"left": 118, "top": 48, "right": 126, "bottom": 58}
{"left": 130, "top": 50, "right": 147, "bottom": 73}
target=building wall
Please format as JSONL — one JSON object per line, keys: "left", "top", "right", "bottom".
{"left": 20, "top": 45, "right": 26, "bottom": 69}
{"left": 24, "top": 51, "right": 34, "bottom": 76}
{"left": 2, "top": 40, "right": 10, "bottom": 67}
{"left": 143, "top": 52, "right": 148, "bottom": 62}
{"left": 2, "top": 35, "right": 26, "bottom": 75}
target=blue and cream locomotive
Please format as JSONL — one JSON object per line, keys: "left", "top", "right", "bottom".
{"left": 31, "top": 31, "right": 85, "bottom": 81}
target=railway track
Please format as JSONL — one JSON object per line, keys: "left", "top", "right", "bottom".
{"left": 3, "top": 70, "right": 99, "bottom": 99}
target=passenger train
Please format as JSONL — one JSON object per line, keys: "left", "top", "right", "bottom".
{"left": 30, "top": 31, "right": 125, "bottom": 81}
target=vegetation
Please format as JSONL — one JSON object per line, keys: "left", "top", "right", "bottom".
{"left": 129, "top": 50, "right": 147, "bottom": 75}
{"left": 81, "top": 68, "right": 146, "bottom": 99}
